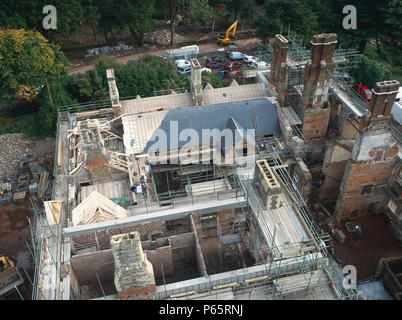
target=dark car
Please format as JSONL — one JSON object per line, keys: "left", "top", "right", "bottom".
{"left": 224, "top": 61, "right": 242, "bottom": 71}
{"left": 352, "top": 83, "right": 372, "bottom": 100}
{"left": 206, "top": 61, "right": 223, "bottom": 69}
{"left": 207, "top": 56, "right": 225, "bottom": 64}
{"left": 217, "top": 70, "right": 228, "bottom": 79}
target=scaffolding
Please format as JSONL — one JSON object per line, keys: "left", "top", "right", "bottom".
{"left": 256, "top": 31, "right": 364, "bottom": 106}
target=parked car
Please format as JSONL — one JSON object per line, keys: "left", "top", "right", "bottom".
{"left": 243, "top": 55, "right": 259, "bottom": 64}
{"left": 333, "top": 70, "right": 351, "bottom": 81}
{"left": 227, "top": 51, "right": 245, "bottom": 60}
{"left": 352, "top": 83, "right": 372, "bottom": 100}
{"left": 224, "top": 61, "right": 242, "bottom": 71}
{"left": 206, "top": 61, "right": 223, "bottom": 69}
{"left": 177, "top": 66, "right": 191, "bottom": 75}
{"left": 175, "top": 59, "right": 191, "bottom": 68}
{"left": 207, "top": 56, "right": 225, "bottom": 64}
{"left": 249, "top": 61, "right": 269, "bottom": 69}
{"left": 201, "top": 67, "right": 211, "bottom": 73}
{"left": 217, "top": 70, "right": 228, "bottom": 79}
{"left": 227, "top": 70, "right": 242, "bottom": 78}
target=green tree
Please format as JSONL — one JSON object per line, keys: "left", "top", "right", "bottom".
{"left": 37, "top": 75, "right": 77, "bottom": 136}
{"left": 187, "top": 0, "right": 214, "bottom": 27}
{"left": 53, "top": 0, "right": 85, "bottom": 38}
{"left": 0, "top": 1, "right": 27, "bottom": 29}
{"left": 82, "top": 0, "right": 101, "bottom": 42}
{"left": 353, "top": 55, "right": 392, "bottom": 88}
{"left": 381, "top": 0, "right": 402, "bottom": 49}
{"left": 254, "top": 0, "right": 318, "bottom": 41}
{"left": 115, "top": 55, "right": 189, "bottom": 97}
{"left": 201, "top": 71, "right": 224, "bottom": 88}
{"left": 94, "top": 55, "right": 122, "bottom": 75}
{"left": 0, "top": 29, "right": 69, "bottom": 103}
{"left": 119, "top": 0, "right": 155, "bottom": 46}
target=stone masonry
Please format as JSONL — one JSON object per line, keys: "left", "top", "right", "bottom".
{"left": 110, "top": 231, "right": 156, "bottom": 298}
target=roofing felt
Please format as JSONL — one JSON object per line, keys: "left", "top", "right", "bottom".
{"left": 144, "top": 97, "right": 280, "bottom": 152}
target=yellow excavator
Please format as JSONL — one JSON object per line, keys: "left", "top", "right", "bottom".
{"left": 0, "top": 254, "right": 24, "bottom": 297}
{"left": 217, "top": 20, "right": 238, "bottom": 45}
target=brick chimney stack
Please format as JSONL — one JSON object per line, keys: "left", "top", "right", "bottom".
{"left": 111, "top": 232, "right": 156, "bottom": 299}
{"left": 300, "top": 33, "right": 337, "bottom": 141}
{"left": 270, "top": 34, "right": 289, "bottom": 107}
{"left": 367, "top": 80, "right": 400, "bottom": 125}
{"left": 191, "top": 58, "right": 203, "bottom": 106}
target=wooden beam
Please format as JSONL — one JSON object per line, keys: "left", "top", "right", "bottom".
{"left": 105, "top": 163, "right": 128, "bottom": 173}
{"left": 100, "top": 129, "right": 122, "bottom": 140}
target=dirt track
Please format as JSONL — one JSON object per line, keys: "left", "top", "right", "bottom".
{"left": 68, "top": 37, "right": 261, "bottom": 75}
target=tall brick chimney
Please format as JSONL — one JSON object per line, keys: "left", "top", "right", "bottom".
{"left": 367, "top": 80, "right": 400, "bottom": 125}
{"left": 111, "top": 232, "right": 156, "bottom": 299}
{"left": 191, "top": 58, "right": 202, "bottom": 106}
{"left": 334, "top": 80, "right": 400, "bottom": 222}
{"left": 106, "top": 68, "right": 122, "bottom": 115}
{"left": 270, "top": 34, "right": 289, "bottom": 107}
{"left": 301, "top": 33, "right": 337, "bottom": 140}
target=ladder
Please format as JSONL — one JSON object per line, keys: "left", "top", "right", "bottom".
{"left": 252, "top": 110, "right": 261, "bottom": 139}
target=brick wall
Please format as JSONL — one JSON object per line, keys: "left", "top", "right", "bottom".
{"left": 142, "top": 237, "right": 174, "bottom": 278}
{"left": 335, "top": 153, "right": 398, "bottom": 221}
{"left": 169, "top": 232, "right": 195, "bottom": 264}
{"left": 70, "top": 249, "right": 114, "bottom": 285}
{"left": 302, "top": 109, "right": 331, "bottom": 140}
{"left": 190, "top": 215, "right": 208, "bottom": 277}
{"left": 72, "top": 220, "right": 167, "bottom": 250}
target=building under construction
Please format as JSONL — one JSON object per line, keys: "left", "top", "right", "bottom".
{"left": 30, "top": 32, "right": 401, "bottom": 300}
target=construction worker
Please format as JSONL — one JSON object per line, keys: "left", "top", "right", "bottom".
{"left": 130, "top": 183, "right": 138, "bottom": 192}
{"left": 354, "top": 225, "right": 362, "bottom": 241}
{"left": 142, "top": 183, "right": 148, "bottom": 197}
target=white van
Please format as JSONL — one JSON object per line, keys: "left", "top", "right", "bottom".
{"left": 228, "top": 51, "right": 244, "bottom": 60}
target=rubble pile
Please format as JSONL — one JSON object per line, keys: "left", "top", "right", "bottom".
{"left": 144, "top": 30, "right": 184, "bottom": 46}
{"left": 0, "top": 133, "right": 34, "bottom": 176}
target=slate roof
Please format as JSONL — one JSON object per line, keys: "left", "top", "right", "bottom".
{"left": 144, "top": 97, "right": 280, "bottom": 152}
